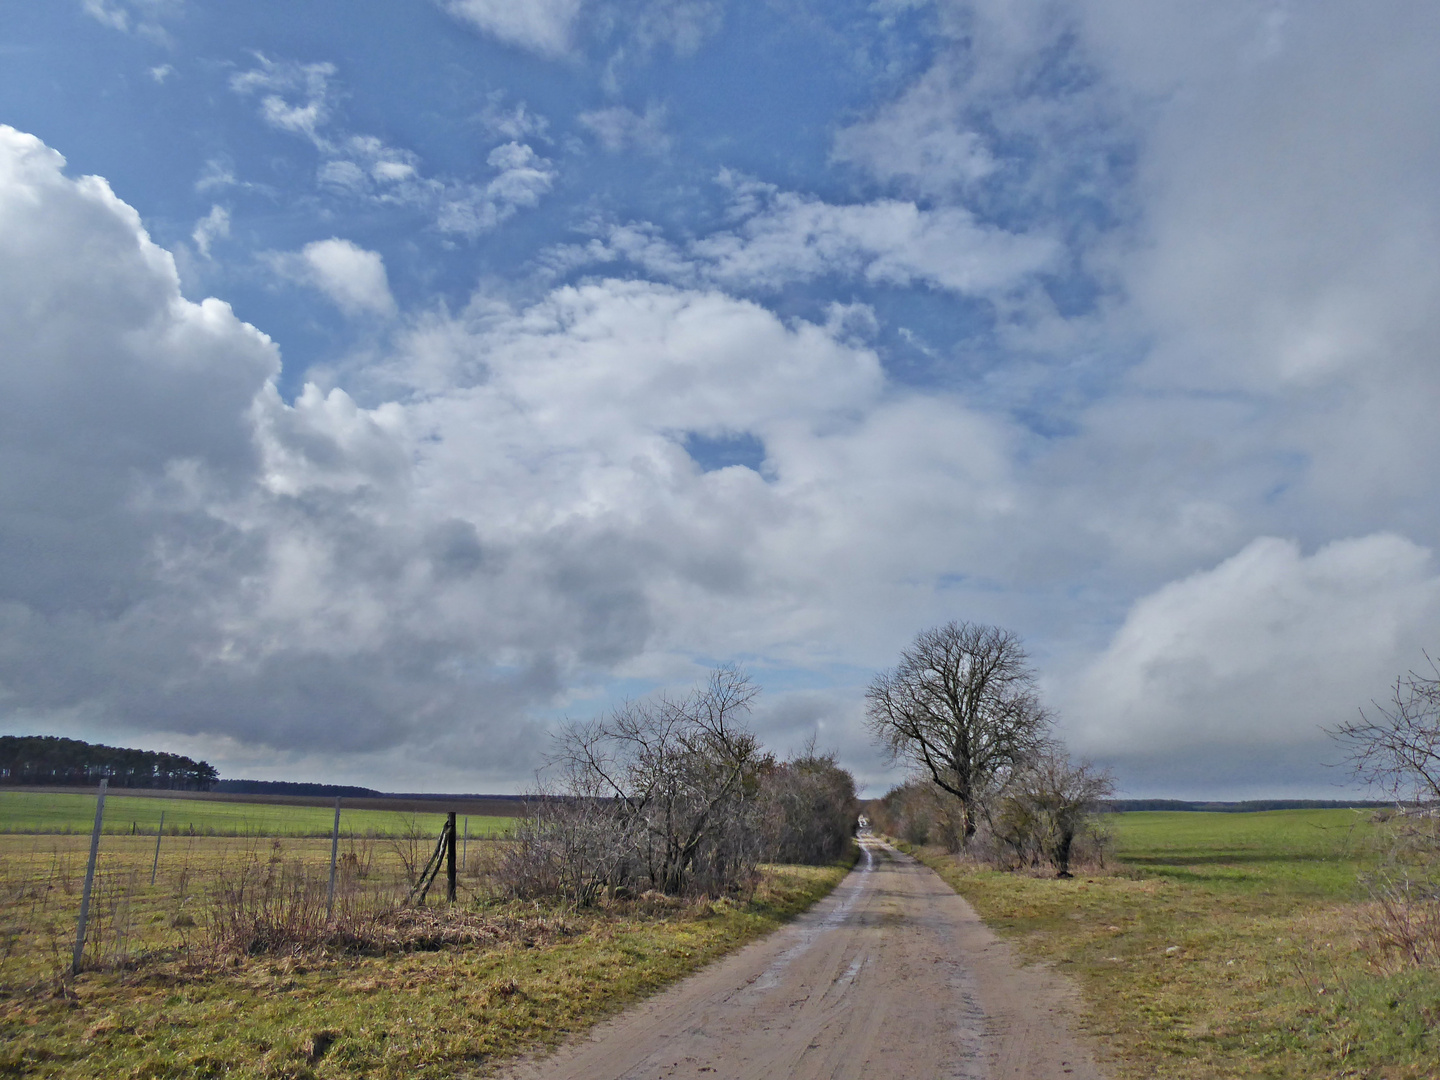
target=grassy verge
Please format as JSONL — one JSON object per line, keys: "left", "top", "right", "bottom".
{"left": 901, "top": 809, "right": 1440, "bottom": 1079}
{"left": 0, "top": 832, "right": 854, "bottom": 1079}
{"left": 0, "top": 790, "right": 513, "bottom": 838}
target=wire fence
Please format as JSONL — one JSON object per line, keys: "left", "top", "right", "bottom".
{"left": 0, "top": 796, "right": 512, "bottom": 987}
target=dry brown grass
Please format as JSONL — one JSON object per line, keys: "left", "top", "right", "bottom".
{"left": 0, "top": 832, "right": 854, "bottom": 1078}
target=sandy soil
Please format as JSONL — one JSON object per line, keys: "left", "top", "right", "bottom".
{"left": 501, "top": 837, "right": 1108, "bottom": 1080}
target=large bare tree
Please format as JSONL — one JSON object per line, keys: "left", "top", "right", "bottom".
{"left": 866, "top": 621, "right": 1052, "bottom": 842}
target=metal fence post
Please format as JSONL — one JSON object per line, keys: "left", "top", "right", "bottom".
{"left": 326, "top": 797, "right": 341, "bottom": 922}
{"left": 72, "top": 779, "right": 107, "bottom": 976}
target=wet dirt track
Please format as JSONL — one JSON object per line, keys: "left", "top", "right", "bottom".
{"left": 500, "top": 837, "right": 1108, "bottom": 1080}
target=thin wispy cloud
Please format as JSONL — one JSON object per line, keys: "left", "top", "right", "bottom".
{"left": 230, "top": 55, "right": 556, "bottom": 238}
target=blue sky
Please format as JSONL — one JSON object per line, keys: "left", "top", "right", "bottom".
{"left": 2, "top": 1, "right": 1438, "bottom": 797}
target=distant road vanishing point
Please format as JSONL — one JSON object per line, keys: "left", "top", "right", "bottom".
{"left": 502, "top": 837, "right": 1108, "bottom": 1080}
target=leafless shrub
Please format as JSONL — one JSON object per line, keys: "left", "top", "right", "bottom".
{"left": 1359, "top": 868, "right": 1440, "bottom": 968}
{"left": 872, "top": 780, "right": 961, "bottom": 849}
{"left": 385, "top": 816, "right": 430, "bottom": 886}
{"left": 52, "top": 848, "right": 77, "bottom": 897}
{"left": 204, "top": 850, "right": 572, "bottom": 959}
{"left": 757, "top": 750, "right": 858, "bottom": 864}
{"left": 1331, "top": 656, "right": 1440, "bottom": 806}
{"left": 978, "top": 785, "right": 1046, "bottom": 869}
{"left": 1331, "top": 657, "right": 1440, "bottom": 966}
{"left": 204, "top": 843, "right": 338, "bottom": 958}
{"left": 493, "top": 794, "right": 638, "bottom": 907}
{"left": 983, "top": 752, "right": 1115, "bottom": 877}
{"left": 92, "top": 870, "right": 141, "bottom": 968}
{"left": 340, "top": 834, "right": 376, "bottom": 882}
{"left": 60, "top": 868, "right": 146, "bottom": 974}
{"left": 878, "top": 752, "right": 1113, "bottom": 878}
{"left": 1344, "top": 809, "right": 1440, "bottom": 968}
{"left": 503, "top": 667, "right": 767, "bottom": 903}
{"left": 467, "top": 835, "right": 506, "bottom": 881}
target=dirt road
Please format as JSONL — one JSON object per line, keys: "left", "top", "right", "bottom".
{"left": 502, "top": 837, "right": 1107, "bottom": 1080}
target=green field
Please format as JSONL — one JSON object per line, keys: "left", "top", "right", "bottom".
{"left": 910, "top": 807, "right": 1440, "bottom": 1079}
{"left": 0, "top": 789, "right": 514, "bottom": 838}
{"left": 1111, "top": 807, "right": 1377, "bottom": 895}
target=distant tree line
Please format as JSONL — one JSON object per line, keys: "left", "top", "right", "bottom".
{"left": 213, "top": 779, "right": 382, "bottom": 798}
{"left": 1108, "top": 798, "right": 1392, "bottom": 813}
{"left": 0, "top": 735, "right": 218, "bottom": 790}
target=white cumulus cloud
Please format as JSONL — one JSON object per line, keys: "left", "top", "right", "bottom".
{"left": 81, "top": 0, "right": 180, "bottom": 43}
{"left": 14, "top": 2, "right": 1440, "bottom": 798}
{"left": 230, "top": 57, "right": 337, "bottom": 143}
{"left": 1062, "top": 535, "right": 1440, "bottom": 794}
{"left": 282, "top": 238, "right": 397, "bottom": 317}
{"left": 438, "top": 0, "right": 720, "bottom": 60}
{"left": 3, "top": 126, "right": 1024, "bottom": 788}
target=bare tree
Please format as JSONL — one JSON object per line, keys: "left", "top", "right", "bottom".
{"left": 1331, "top": 657, "right": 1440, "bottom": 803}
{"left": 866, "top": 621, "right": 1052, "bottom": 844}
{"left": 1330, "top": 657, "right": 1440, "bottom": 965}
{"left": 549, "top": 666, "right": 765, "bottom": 897}
{"left": 1004, "top": 752, "right": 1115, "bottom": 877}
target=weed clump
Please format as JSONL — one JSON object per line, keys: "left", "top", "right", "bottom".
{"left": 1355, "top": 812, "right": 1440, "bottom": 969}
{"left": 201, "top": 842, "right": 576, "bottom": 960}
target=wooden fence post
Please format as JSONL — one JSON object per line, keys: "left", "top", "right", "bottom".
{"left": 150, "top": 809, "right": 165, "bottom": 886}
{"left": 462, "top": 816, "right": 468, "bottom": 868}
{"left": 72, "top": 778, "right": 107, "bottom": 976}
{"left": 326, "top": 797, "right": 342, "bottom": 922}
{"left": 446, "top": 812, "right": 457, "bottom": 903}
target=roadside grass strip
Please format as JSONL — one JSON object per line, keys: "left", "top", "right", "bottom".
{"left": 907, "top": 809, "right": 1440, "bottom": 1079}
{"left": 0, "top": 831, "right": 854, "bottom": 1079}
